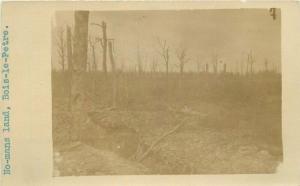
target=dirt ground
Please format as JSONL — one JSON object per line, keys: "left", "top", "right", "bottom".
{"left": 52, "top": 72, "right": 282, "bottom": 175}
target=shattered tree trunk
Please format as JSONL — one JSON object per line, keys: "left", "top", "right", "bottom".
{"left": 246, "top": 55, "right": 249, "bottom": 75}
{"left": 205, "top": 64, "right": 209, "bottom": 73}
{"left": 102, "top": 21, "right": 108, "bottom": 75}
{"left": 178, "top": 60, "right": 185, "bottom": 90}
{"left": 90, "top": 42, "right": 97, "bottom": 95}
{"left": 250, "top": 59, "right": 254, "bottom": 74}
{"left": 71, "top": 11, "right": 90, "bottom": 141}
{"left": 213, "top": 63, "right": 218, "bottom": 74}
{"left": 61, "top": 57, "right": 65, "bottom": 72}
{"left": 223, "top": 63, "right": 227, "bottom": 73}
{"left": 66, "top": 26, "right": 73, "bottom": 73}
{"left": 91, "top": 45, "right": 97, "bottom": 71}
{"left": 264, "top": 60, "right": 269, "bottom": 72}
{"left": 180, "top": 62, "right": 184, "bottom": 75}
{"left": 137, "top": 44, "right": 143, "bottom": 75}
{"left": 165, "top": 50, "right": 169, "bottom": 77}
{"left": 108, "top": 41, "right": 117, "bottom": 108}
{"left": 66, "top": 25, "right": 73, "bottom": 110}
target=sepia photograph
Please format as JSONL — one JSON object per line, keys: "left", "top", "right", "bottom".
{"left": 51, "top": 9, "right": 282, "bottom": 176}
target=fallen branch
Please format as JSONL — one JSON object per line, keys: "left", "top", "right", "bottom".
{"left": 136, "top": 122, "right": 184, "bottom": 162}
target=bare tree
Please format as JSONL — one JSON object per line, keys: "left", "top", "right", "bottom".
{"left": 108, "top": 40, "right": 117, "bottom": 108}
{"left": 66, "top": 25, "right": 73, "bottom": 110}
{"left": 247, "top": 51, "right": 255, "bottom": 74}
{"left": 89, "top": 36, "right": 97, "bottom": 72}
{"left": 211, "top": 53, "right": 219, "bottom": 74}
{"left": 223, "top": 63, "right": 227, "bottom": 73}
{"left": 151, "top": 57, "right": 158, "bottom": 73}
{"left": 264, "top": 58, "right": 269, "bottom": 72}
{"left": 176, "top": 47, "right": 189, "bottom": 75}
{"left": 272, "top": 63, "right": 278, "bottom": 73}
{"left": 56, "top": 27, "right": 66, "bottom": 71}
{"left": 205, "top": 63, "right": 209, "bottom": 73}
{"left": 156, "top": 38, "right": 170, "bottom": 76}
{"left": 91, "top": 21, "right": 108, "bottom": 75}
{"left": 137, "top": 43, "right": 143, "bottom": 74}
{"left": 66, "top": 26, "right": 73, "bottom": 73}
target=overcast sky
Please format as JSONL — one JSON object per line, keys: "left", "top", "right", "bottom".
{"left": 52, "top": 9, "right": 281, "bottom": 73}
